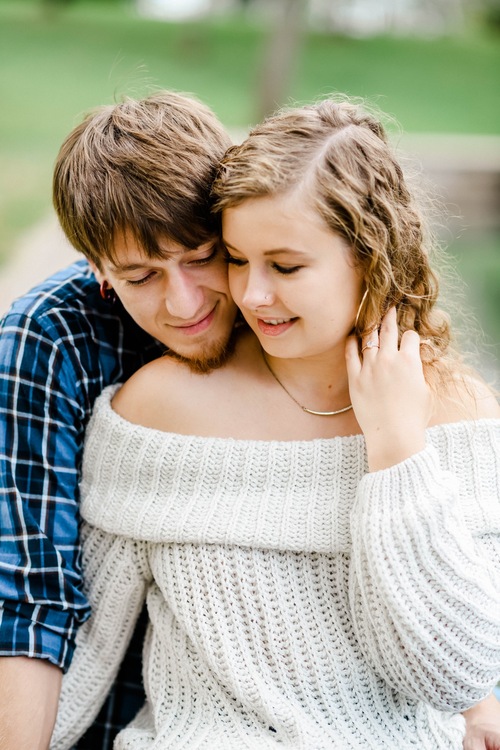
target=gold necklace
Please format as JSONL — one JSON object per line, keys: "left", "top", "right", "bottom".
{"left": 262, "top": 353, "right": 353, "bottom": 417}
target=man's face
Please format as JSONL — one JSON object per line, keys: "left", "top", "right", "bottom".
{"left": 92, "top": 230, "right": 238, "bottom": 371}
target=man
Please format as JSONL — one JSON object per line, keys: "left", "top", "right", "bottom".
{"left": 0, "top": 90, "right": 236, "bottom": 750}
{"left": 0, "top": 91, "right": 499, "bottom": 750}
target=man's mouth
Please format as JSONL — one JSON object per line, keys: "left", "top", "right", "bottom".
{"left": 173, "top": 307, "right": 216, "bottom": 335}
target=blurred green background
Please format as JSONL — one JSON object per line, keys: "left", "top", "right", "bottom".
{"left": 0, "top": 0, "right": 499, "bottom": 376}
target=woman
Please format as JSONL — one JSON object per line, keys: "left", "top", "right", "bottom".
{"left": 51, "top": 97, "right": 500, "bottom": 749}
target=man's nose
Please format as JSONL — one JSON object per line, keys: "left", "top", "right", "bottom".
{"left": 164, "top": 270, "right": 205, "bottom": 320}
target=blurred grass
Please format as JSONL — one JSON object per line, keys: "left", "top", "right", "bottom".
{"left": 0, "top": 0, "right": 499, "bottom": 372}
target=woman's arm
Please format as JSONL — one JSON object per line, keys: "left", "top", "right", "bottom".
{"left": 346, "top": 308, "right": 500, "bottom": 710}
{"left": 349, "top": 437, "right": 500, "bottom": 711}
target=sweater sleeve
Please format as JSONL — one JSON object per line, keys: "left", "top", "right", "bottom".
{"left": 349, "top": 442, "right": 500, "bottom": 713}
{"left": 50, "top": 523, "right": 150, "bottom": 750}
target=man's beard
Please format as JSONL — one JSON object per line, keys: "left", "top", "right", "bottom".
{"left": 162, "top": 328, "right": 238, "bottom": 375}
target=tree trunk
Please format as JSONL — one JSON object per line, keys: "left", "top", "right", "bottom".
{"left": 256, "top": 0, "right": 306, "bottom": 121}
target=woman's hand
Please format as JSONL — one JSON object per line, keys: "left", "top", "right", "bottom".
{"left": 463, "top": 695, "right": 500, "bottom": 750}
{"left": 345, "top": 306, "right": 433, "bottom": 472}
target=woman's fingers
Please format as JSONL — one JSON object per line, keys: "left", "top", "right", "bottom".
{"left": 399, "top": 327, "right": 422, "bottom": 358}
{"left": 359, "top": 306, "right": 398, "bottom": 360}
{"left": 345, "top": 335, "right": 362, "bottom": 378}
{"left": 360, "top": 307, "right": 416, "bottom": 359}
{"left": 361, "top": 335, "right": 379, "bottom": 356}
{"left": 378, "top": 306, "right": 398, "bottom": 352}
{"left": 360, "top": 322, "right": 380, "bottom": 358}
{"left": 346, "top": 305, "right": 431, "bottom": 470}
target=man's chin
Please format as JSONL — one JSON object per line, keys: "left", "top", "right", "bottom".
{"left": 163, "top": 330, "right": 237, "bottom": 374}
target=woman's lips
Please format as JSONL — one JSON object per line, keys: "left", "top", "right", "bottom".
{"left": 256, "top": 317, "right": 296, "bottom": 336}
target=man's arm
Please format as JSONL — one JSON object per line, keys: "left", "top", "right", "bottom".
{"left": 0, "top": 657, "right": 62, "bottom": 750}
{"left": 0, "top": 308, "right": 92, "bottom": 745}
{"left": 0, "top": 276, "right": 158, "bottom": 749}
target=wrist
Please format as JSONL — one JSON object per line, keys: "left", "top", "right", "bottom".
{"left": 463, "top": 694, "right": 500, "bottom": 725}
{"left": 365, "top": 429, "right": 426, "bottom": 472}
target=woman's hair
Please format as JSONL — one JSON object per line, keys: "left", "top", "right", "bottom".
{"left": 212, "top": 96, "right": 461, "bottom": 381}
{"left": 53, "top": 90, "right": 232, "bottom": 269}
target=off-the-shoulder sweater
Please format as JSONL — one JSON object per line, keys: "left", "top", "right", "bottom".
{"left": 51, "top": 385, "right": 500, "bottom": 750}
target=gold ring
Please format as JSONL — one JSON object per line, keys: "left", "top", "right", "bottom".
{"left": 361, "top": 340, "right": 380, "bottom": 353}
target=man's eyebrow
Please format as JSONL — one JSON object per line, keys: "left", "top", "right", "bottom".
{"left": 109, "top": 262, "right": 152, "bottom": 273}
{"left": 110, "top": 244, "right": 214, "bottom": 272}
{"left": 110, "top": 253, "right": 176, "bottom": 272}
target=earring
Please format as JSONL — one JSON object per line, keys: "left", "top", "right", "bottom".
{"left": 354, "top": 288, "right": 369, "bottom": 330}
{"left": 100, "top": 280, "right": 117, "bottom": 305}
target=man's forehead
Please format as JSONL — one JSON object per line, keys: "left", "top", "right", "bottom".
{"left": 108, "top": 250, "right": 173, "bottom": 273}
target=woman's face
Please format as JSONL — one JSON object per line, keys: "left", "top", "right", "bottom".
{"left": 222, "top": 191, "right": 364, "bottom": 362}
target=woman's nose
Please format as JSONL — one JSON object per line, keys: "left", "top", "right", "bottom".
{"left": 239, "top": 267, "right": 275, "bottom": 311}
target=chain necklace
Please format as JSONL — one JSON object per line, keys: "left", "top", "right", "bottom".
{"left": 262, "top": 353, "right": 353, "bottom": 417}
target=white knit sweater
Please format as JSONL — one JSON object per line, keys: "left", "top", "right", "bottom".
{"left": 51, "top": 386, "right": 500, "bottom": 750}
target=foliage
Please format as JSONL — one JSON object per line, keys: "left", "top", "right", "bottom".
{"left": 482, "top": 0, "right": 500, "bottom": 28}
{"left": 0, "top": 0, "right": 498, "bottom": 370}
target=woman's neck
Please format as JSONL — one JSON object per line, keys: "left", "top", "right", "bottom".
{"left": 261, "top": 348, "right": 351, "bottom": 416}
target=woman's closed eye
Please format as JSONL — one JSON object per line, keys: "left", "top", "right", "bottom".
{"left": 226, "top": 255, "right": 302, "bottom": 275}
{"left": 225, "top": 254, "right": 247, "bottom": 267}
{"left": 271, "top": 263, "right": 303, "bottom": 275}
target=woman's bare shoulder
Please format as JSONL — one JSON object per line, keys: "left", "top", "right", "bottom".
{"left": 430, "top": 371, "right": 500, "bottom": 426}
{"left": 111, "top": 355, "right": 203, "bottom": 431}
{"left": 111, "top": 329, "right": 261, "bottom": 434}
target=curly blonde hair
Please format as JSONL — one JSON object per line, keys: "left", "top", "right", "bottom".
{"left": 212, "top": 96, "right": 459, "bottom": 382}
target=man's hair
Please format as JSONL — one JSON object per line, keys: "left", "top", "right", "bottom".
{"left": 212, "top": 95, "right": 461, "bottom": 383}
{"left": 53, "top": 90, "right": 231, "bottom": 268}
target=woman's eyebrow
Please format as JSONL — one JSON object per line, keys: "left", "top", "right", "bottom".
{"left": 223, "top": 240, "right": 307, "bottom": 258}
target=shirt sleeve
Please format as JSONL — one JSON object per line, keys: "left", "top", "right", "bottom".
{"left": 50, "top": 524, "right": 150, "bottom": 750}
{"left": 0, "top": 311, "right": 92, "bottom": 671}
{"left": 348, "top": 441, "right": 500, "bottom": 712}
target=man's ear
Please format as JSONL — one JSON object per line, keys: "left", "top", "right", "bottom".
{"left": 88, "top": 259, "right": 105, "bottom": 285}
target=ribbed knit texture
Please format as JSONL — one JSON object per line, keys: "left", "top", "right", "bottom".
{"left": 51, "top": 385, "right": 500, "bottom": 750}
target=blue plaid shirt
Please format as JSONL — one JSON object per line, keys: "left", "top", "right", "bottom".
{"left": 0, "top": 259, "right": 162, "bottom": 748}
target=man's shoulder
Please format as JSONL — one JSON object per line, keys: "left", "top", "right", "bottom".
{"left": 0, "top": 259, "right": 139, "bottom": 346}
{"left": 2, "top": 260, "right": 98, "bottom": 326}
{"left": 0, "top": 259, "right": 159, "bottom": 380}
